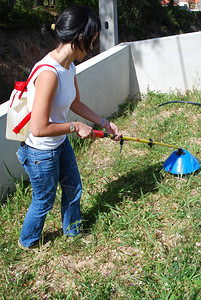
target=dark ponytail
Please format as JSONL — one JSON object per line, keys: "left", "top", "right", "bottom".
{"left": 41, "top": 23, "right": 54, "bottom": 34}
{"left": 41, "top": 22, "right": 57, "bottom": 49}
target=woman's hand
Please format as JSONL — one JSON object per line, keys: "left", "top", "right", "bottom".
{"left": 103, "top": 120, "right": 121, "bottom": 141}
{"left": 73, "top": 122, "right": 95, "bottom": 139}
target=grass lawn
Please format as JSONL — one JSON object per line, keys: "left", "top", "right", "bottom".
{"left": 0, "top": 90, "right": 201, "bottom": 299}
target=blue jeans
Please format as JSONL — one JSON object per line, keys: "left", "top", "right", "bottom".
{"left": 16, "top": 137, "right": 82, "bottom": 247}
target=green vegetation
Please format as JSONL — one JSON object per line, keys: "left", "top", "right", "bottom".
{"left": 1, "top": 90, "right": 200, "bottom": 299}
{"left": 55, "top": 0, "right": 98, "bottom": 13}
{"left": 0, "top": 0, "right": 54, "bottom": 29}
{"left": 118, "top": 0, "right": 201, "bottom": 40}
{"left": 0, "top": 0, "right": 201, "bottom": 38}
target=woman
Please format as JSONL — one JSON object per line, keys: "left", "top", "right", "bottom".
{"left": 17, "top": 5, "right": 120, "bottom": 250}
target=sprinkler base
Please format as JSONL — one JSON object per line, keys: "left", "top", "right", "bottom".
{"left": 163, "top": 148, "right": 200, "bottom": 175}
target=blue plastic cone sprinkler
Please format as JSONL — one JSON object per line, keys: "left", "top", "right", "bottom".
{"left": 157, "top": 100, "right": 200, "bottom": 174}
{"left": 93, "top": 131, "right": 200, "bottom": 175}
{"left": 163, "top": 148, "right": 200, "bottom": 175}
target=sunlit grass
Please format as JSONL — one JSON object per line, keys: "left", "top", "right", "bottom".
{"left": 0, "top": 90, "right": 201, "bottom": 299}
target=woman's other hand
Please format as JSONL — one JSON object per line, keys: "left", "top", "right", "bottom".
{"left": 103, "top": 120, "right": 121, "bottom": 141}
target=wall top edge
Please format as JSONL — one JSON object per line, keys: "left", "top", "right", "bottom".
{"left": 129, "top": 31, "right": 201, "bottom": 46}
{"left": 0, "top": 101, "right": 8, "bottom": 118}
{"left": 76, "top": 43, "right": 129, "bottom": 73}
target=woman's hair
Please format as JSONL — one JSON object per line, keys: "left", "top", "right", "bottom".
{"left": 43, "top": 5, "right": 101, "bottom": 52}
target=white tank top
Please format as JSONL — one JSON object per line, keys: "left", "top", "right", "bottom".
{"left": 25, "top": 53, "right": 76, "bottom": 150}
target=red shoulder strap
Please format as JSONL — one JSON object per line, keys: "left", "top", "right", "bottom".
{"left": 26, "top": 64, "right": 57, "bottom": 85}
{"left": 19, "top": 64, "right": 57, "bottom": 99}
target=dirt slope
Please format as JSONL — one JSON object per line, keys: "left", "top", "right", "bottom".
{"left": 0, "top": 29, "right": 53, "bottom": 104}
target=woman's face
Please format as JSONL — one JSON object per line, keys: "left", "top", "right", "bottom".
{"left": 76, "top": 32, "right": 98, "bottom": 61}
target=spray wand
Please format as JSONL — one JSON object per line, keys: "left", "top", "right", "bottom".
{"left": 92, "top": 130, "right": 200, "bottom": 174}
{"left": 93, "top": 130, "right": 179, "bottom": 149}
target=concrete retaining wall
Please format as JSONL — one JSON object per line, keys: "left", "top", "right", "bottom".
{"left": 130, "top": 32, "right": 201, "bottom": 93}
{"left": 1, "top": 32, "right": 201, "bottom": 195}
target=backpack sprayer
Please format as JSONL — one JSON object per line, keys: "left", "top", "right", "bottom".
{"left": 93, "top": 130, "right": 200, "bottom": 175}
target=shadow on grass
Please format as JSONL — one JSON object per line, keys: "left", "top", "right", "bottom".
{"left": 34, "top": 162, "right": 164, "bottom": 242}
{"left": 2, "top": 162, "right": 164, "bottom": 246}
{"left": 82, "top": 162, "right": 163, "bottom": 230}
{"left": 42, "top": 228, "right": 63, "bottom": 244}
